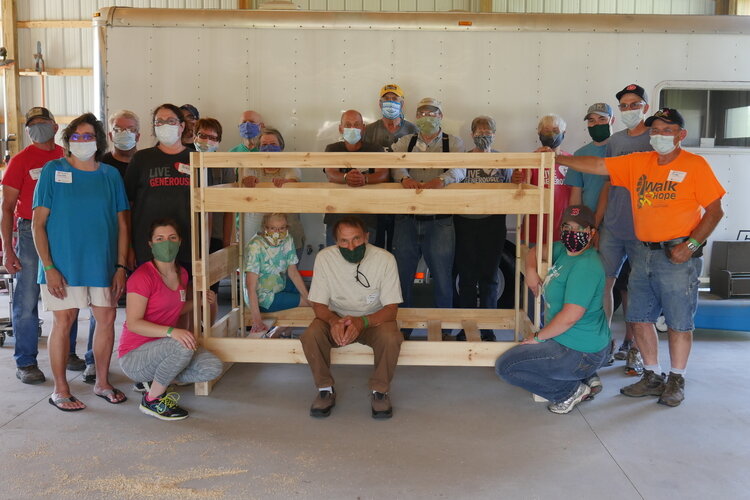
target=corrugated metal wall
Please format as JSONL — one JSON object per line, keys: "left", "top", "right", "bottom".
{"left": 9, "top": 0, "right": 715, "bottom": 131}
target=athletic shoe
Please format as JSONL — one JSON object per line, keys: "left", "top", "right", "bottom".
{"left": 133, "top": 381, "right": 151, "bottom": 393}
{"left": 310, "top": 389, "right": 336, "bottom": 418}
{"left": 624, "top": 347, "right": 644, "bottom": 376}
{"left": 584, "top": 375, "right": 603, "bottom": 399}
{"left": 139, "top": 392, "right": 188, "bottom": 421}
{"left": 548, "top": 383, "right": 591, "bottom": 414}
{"left": 613, "top": 341, "right": 631, "bottom": 361}
{"left": 82, "top": 364, "right": 96, "bottom": 384}
{"left": 371, "top": 392, "right": 393, "bottom": 419}
{"left": 620, "top": 370, "right": 665, "bottom": 397}
{"left": 66, "top": 353, "right": 86, "bottom": 371}
{"left": 605, "top": 339, "right": 616, "bottom": 366}
{"left": 658, "top": 372, "right": 685, "bottom": 407}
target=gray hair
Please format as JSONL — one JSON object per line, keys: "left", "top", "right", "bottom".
{"left": 537, "top": 113, "right": 567, "bottom": 133}
{"left": 108, "top": 109, "right": 140, "bottom": 132}
{"left": 260, "top": 127, "right": 285, "bottom": 151}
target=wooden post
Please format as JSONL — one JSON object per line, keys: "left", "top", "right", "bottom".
{"left": 1, "top": 0, "right": 22, "bottom": 158}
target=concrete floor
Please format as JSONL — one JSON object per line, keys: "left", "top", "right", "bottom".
{"left": 1, "top": 294, "right": 750, "bottom": 500}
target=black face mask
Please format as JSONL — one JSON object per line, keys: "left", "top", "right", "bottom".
{"left": 539, "top": 132, "right": 564, "bottom": 149}
{"left": 561, "top": 229, "right": 590, "bottom": 253}
{"left": 339, "top": 243, "right": 366, "bottom": 264}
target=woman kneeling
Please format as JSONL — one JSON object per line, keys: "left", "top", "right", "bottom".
{"left": 496, "top": 205, "right": 611, "bottom": 414}
{"left": 118, "top": 219, "right": 222, "bottom": 420}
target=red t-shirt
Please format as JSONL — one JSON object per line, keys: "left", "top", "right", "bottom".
{"left": 1, "top": 144, "right": 64, "bottom": 220}
{"left": 118, "top": 261, "right": 189, "bottom": 358}
{"left": 523, "top": 152, "right": 572, "bottom": 244}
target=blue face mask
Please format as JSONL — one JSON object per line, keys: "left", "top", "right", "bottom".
{"left": 381, "top": 101, "right": 402, "bottom": 120}
{"left": 342, "top": 127, "right": 362, "bottom": 145}
{"left": 239, "top": 122, "right": 261, "bottom": 140}
{"left": 259, "top": 144, "right": 281, "bottom": 152}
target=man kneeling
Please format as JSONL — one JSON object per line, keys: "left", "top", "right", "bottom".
{"left": 301, "top": 216, "right": 403, "bottom": 419}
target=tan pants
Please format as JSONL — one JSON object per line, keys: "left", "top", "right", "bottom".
{"left": 300, "top": 318, "right": 403, "bottom": 393}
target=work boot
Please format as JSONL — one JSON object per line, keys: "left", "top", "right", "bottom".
{"left": 624, "top": 347, "right": 644, "bottom": 376}
{"left": 66, "top": 353, "right": 86, "bottom": 371}
{"left": 17, "top": 365, "right": 46, "bottom": 384}
{"left": 310, "top": 389, "right": 336, "bottom": 418}
{"left": 620, "top": 370, "right": 665, "bottom": 397}
{"left": 371, "top": 391, "right": 393, "bottom": 419}
{"left": 658, "top": 372, "right": 685, "bottom": 407}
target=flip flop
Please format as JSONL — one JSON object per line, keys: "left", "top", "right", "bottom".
{"left": 48, "top": 395, "right": 85, "bottom": 412}
{"left": 94, "top": 388, "right": 128, "bottom": 405}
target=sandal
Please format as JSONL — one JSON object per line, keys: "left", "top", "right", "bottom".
{"left": 49, "top": 394, "right": 86, "bottom": 412}
{"left": 94, "top": 388, "right": 128, "bottom": 404}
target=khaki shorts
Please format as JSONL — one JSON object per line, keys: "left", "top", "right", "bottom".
{"left": 40, "top": 285, "right": 115, "bottom": 311}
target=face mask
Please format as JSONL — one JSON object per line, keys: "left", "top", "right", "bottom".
{"left": 155, "top": 124, "right": 181, "bottom": 146}
{"left": 342, "top": 127, "right": 362, "bottom": 145}
{"left": 587, "top": 123, "right": 611, "bottom": 143}
{"left": 650, "top": 134, "right": 678, "bottom": 155}
{"left": 262, "top": 230, "right": 287, "bottom": 247}
{"left": 112, "top": 130, "right": 137, "bottom": 151}
{"left": 339, "top": 243, "right": 366, "bottom": 264}
{"left": 151, "top": 240, "right": 180, "bottom": 262}
{"left": 239, "top": 122, "right": 261, "bottom": 140}
{"left": 381, "top": 101, "right": 402, "bottom": 120}
{"left": 539, "top": 132, "right": 564, "bottom": 149}
{"left": 561, "top": 229, "right": 590, "bottom": 253}
{"left": 194, "top": 140, "right": 218, "bottom": 153}
{"left": 473, "top": 135, "right": 493, "bottom": 150}
{"left": 620, "top": 109, "right": 644, "bottom": 130}
{"left": 416, "top": 116, "right": 441, "bottom": 136}
{"left": 28, "top": 122, "right": 56, "bottom": 143}
{"left": 68, "top": 142, "right": 98, "bottom": 161}
{"left": 259, "top": 144, "right": 281, "bottom": 153}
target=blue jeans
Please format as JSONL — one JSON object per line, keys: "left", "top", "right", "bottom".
{"left": 495, "top": 340, "right": 609, "bottom": 403}
{"left": 13, "top": 220, "right": 78, "bottom": 367}
{"left": 392, "top": 215, "right": 455, "bottom": 308}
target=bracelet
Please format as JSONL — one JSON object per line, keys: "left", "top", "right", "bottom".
{"left": 43, "top": 264, "right": 55, "bottom": 271}
{"left": 343, "top": 172, "right": 349, "bottom": 182}
{"left": 166, "top": 327, "right": 174, "bottom": 337}
{"left": 688, "top": 237, "right": 701, "bottom": 247}
{"left": 534, "top": 335, "right": 545, "bottom": 343}
{"left": 115, "top": 264, "right": 129, "bottom": 272}
{"left": 362, "top": 315, "right": 369, "bottom": 330}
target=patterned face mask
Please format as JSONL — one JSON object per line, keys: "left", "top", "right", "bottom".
{"left": 262, "top": 230, "right": 287, "bottom": 247}
{"left": 560, "top": 229, "right": 590, "bottom": 253}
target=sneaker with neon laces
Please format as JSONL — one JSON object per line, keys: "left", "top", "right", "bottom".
{"left": 624, "top": 347, "right": 644, "bottom": 376}
{"left": 139, "top": 392, "right": 188, "bottom": 421}
{"left": 548, "top": 383, "right": 591, "bottom": 414}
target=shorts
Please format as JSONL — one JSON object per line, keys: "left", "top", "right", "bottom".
{"left": 41, "top": 285, "right": 114, "bottom": 311}
{"left": 259, "top": 280, "right": 301, "bottom": 313}
{"left": 598, "top": 226, "right": 639, "bottom": 278}
{"left": 626, "top": 242, "right": 702, "bottom": 332}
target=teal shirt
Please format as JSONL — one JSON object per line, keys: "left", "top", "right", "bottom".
{"left": 229, "top": 143, "right": 258, "bottom": 153}
{"left": 564, "top": 141, "right": 608, "bottom": 213}
{"left": 542, "top": 242, "right": 610, "bottom": 353}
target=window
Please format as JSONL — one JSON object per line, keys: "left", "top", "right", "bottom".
{"left": 659, "top": 85, "right": 750, "bottom": 148}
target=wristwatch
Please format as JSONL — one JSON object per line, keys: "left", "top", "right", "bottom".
{"left": 686, "top": 238, "right": 701, "bottom": 253}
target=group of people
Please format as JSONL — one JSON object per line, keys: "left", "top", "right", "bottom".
{"left": 0, "top": 80, "right": 724, "bottom": 420}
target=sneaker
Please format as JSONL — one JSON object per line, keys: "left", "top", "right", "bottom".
{"left": 310, "top": 389, "right": 336, "bottom": 418}
{"left": 658, "top": 372, "right": 685, "bottom": 407}
{"left": 620, "top": 370, "right": 666, "bottom": 397}
{"left": 66, "top": 353, "right": 86, "bottom": 371}
{"left": 139, "top": 392, "right": 189, "bottom": 421}
{"left": 82, "top": 364, "right": 96, "bottom": 384}
{"left": 624, "top": 347, "right": 644, "bottom": 376}
{"left": 16, "top": 365, "right": 46, "bottom": 385}
{"left": 655, "top": 315, "right": 668, "bottom": 333}
{"left": 548, "top": 383, "right": 591, "bottom": 414}
{"left": 371, "top": 391, "right": 393, "bottom": 419}
{"left": 584, "top": 375, "right": 603, "bottom": 399}
{"left": 133, "top": 381, "right": 151, "bottom": 393}
{"left": 613, "top": 341, "right": 631, "bottom": 361}
{"left": 605, "top": 339, "right": 616, "bottom": 366}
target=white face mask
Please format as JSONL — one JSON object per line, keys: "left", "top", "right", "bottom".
{"left": 155, "top": 124, "right": 181, "bottom": 146}
{"left": 68, "top": 141, "right": 98, "bottom": 161}
{"left": 342, "top": 127, "right": 362, "bottom": 145}
{"left": 112, "top": 130, "right": 137, "bottom": 151}
{"left": 650, "top": 134, "right": 678, "bottom": 155}
{"left": 620, "top": 109, "right": 644, "bottom": 130}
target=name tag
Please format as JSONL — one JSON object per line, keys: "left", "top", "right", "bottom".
{"left": 29, "top": 168, "right": 42, "bottom": 180}
{"left": 667, "top": 170, "right": 687, "bottom": 183}
{"left": 55, "top": 171, "right": 72, "bottom": 183}
{"left": 179, "top": 289, "right": 186, "bottom": 302}
{"left": 177, "top": 163, "right": 191, "bottom": 175}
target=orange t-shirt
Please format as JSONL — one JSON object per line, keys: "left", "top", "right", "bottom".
{"left": 605, "top": 150, "right": 725, "bottom": 242}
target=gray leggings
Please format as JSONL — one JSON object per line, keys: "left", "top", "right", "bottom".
{"left": 119, "top": 337, "right": 223, "bottom": 387}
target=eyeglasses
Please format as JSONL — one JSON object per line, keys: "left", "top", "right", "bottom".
{"left": 154, "top": 118, "right": 180, "bottom": 126}
{"left": 618, "top": 102, "right": 646, "bottom": 111}
{"left": 112, "top": 126, "right": 138, "bottom": 134}
{"left": 355, "top": 263, "right": 370, "bottom": 288}
{"left": 70, "top": 133, "right": 96, "bottom": 142}
{"left": 266, "top": 226, "right": 288, "bottom": 232}
{"left": 416, "top": 110, "right": 440, "bottom": 118}
{"left": 196, "top": 132, "right": 219, "bottom": 141}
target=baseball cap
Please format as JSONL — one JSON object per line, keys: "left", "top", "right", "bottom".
{"left": 179, "top": 104, "right": 199, "bottom": 119}
{"left": 583, "top": 102, "right": 613, "bottom": 120}
{"left": 380, "top": 84, "right": 404, "bottom": 98}
{"left": 25, "top": 107, "right": 55, "bottom": 126}
{"left": 615, "top": 84, "right": 648, "bottom": 103}
{"left": 561, "top": 205, "right": 596, "bottom": 229}
{"left": 644, "top": 108, "right": 685, "bottom": 128}
{"left": 417, "top": 97, "right": 443, "bottom": 115}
